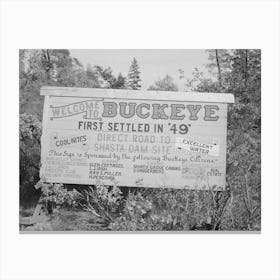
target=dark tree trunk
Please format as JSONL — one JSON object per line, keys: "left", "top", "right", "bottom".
{"left": 244, "top": 49, "right": 248, "bottom": 88}
{"left": 215, "top": 49, "right": 222, "bottom": 88}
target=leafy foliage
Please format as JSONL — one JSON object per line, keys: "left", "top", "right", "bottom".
{"left": 19, "top": 113, "right": 42, "bottom": 204}
{"left": 94, "top": 65, "right": 127, "bottom": 89}
{"left": 19, "top": 50, "right": 128, "bottom": 120}
{"left": 71, "top": 186, "right": 230, "bottom": 231}
{"left": 180, "top": 49, "right": 261, "bottom": 230}
{"left": 78, "top": 185, "right": 123, "bottom": 227}
{"left": 37, "top": 181, "right": 81, "bottom": 211}
{"left": 148, "top": 74, "right": 178, "bottom": 91}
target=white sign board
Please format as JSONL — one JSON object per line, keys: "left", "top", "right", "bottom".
{"left": 40, "top": 87, "right": 234, "bottom": 190}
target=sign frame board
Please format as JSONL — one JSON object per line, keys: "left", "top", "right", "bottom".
{"left": 40, "top": 86, "right": 234, "bottom": 190}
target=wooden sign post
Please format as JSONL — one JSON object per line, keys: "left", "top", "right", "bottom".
{"left": 40, "top": 87, "right": 234, "bottom": 190}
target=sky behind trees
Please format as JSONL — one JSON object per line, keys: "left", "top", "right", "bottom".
{"left": 70, "top": 49, "right": 209, "bottom": 91}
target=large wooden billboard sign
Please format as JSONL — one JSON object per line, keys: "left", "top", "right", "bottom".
{"left": 40, "top": 87, "right": 234, "bottom": 190}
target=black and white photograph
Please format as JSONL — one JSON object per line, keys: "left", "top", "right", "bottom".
{"left": 19, "top": 49, "right": 261, "bottom": 232}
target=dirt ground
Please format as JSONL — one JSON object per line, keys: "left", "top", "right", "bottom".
{"left": 20, "top": 208, "right": 104, "bottom": 232}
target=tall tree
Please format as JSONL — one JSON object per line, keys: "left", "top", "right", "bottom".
{"left": 85, "top": 64, "right": 100, "bottom": 88}
{"left": 230, "top": 49, "right": 261, "bottom": 100}
{"left": 127, "top": 57, "right": 141, "bottom": 90}
{"left": 19, "top": 49, "right": 93, "bottom": 118}
{"left": 215, "top": 49, "right": 222, "bottom": 87}
{"left": 182, "top": 49, "right": 261, "bottom": 230}
{"left": 183, "top": 68, "right": 220, "bottom": 92}
{"left": 94, "top": 66, "right": 126, "bottom": 89}
{"left": 207, "top": 49, "right": 232, "bottom": 90}
{"left": 148, "top": 75, "right": 178, "bottom": 91}
{"left": 114, "top": 73, "right": 126, "bottom": 89}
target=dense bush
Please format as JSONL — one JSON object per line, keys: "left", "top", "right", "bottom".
{"left": 19, "top": 113, "right": 42, "bottom": 205}
{"left": 78, "top": 185, "right": 123, "bottom": 227}
{"left": 75, "top": 186, "right": 229, "bottom": 231}
{"left": 35, "top": 180, "right": 81, "bottom": 213}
